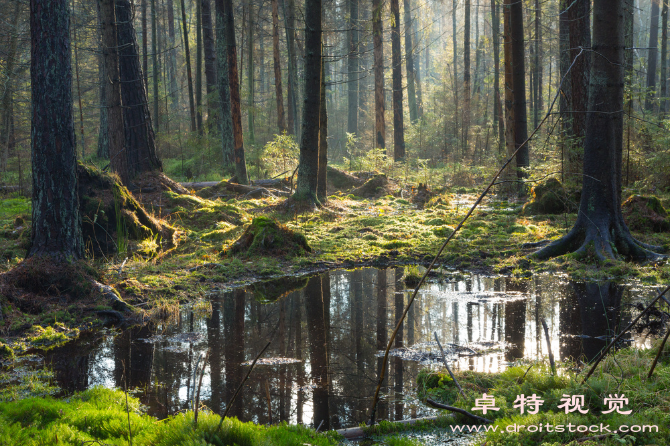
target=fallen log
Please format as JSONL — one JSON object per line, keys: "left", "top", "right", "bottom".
{"left": 426, "top": 398, "right": 493, "bottom": 424}
{"left": 0, "top": 185, "right": 22, "bottom": 193}
{"left": 227, "top": 182, "right": 290, "bottom": 197}
{"left": 252, "top": 178, "right": 290, "bottom": 189}
{"left": 180, "top": 181, "right": 220, "bottom": 190}
{"left": 336, "top": 416, "right": 445, "bottom": 440}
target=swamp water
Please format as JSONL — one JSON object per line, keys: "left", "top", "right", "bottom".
{"left": 38, "top": 269, "right": 663, "bottom": 431}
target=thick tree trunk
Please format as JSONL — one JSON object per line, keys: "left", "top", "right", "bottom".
{"left": 181, "top": 0, "right": 197, "bottom": 131}
{"left": 403, "top": 0, "right": 417, "bottom": 123}
{"left": 661, "top": 1, "right": 668, "bottom": 114}
{"left": 372, "top": 0, "right": 385, "bottom": 151}
{"left": 166, "top": 0, "right": 179, "bottom": 110}
{"left": 224, "top": 0, "right": 249, "bottom": 183}
{"left": 295, "top": 0, "right": 321, "bottom": 200}
{"left": 646, "top": 0, "right": 660, "bottom": 111}
{"left": 285, "top": 0, "right": 299, "bottom": 136}
{"left": 463, "top": 0, "right": 470, "bottom": 153}
{"left": 568, "top": 0, "right": 590, "bottom": 177}
{"left": 559, "top": 0, "right": 573, "bottom": 183}
{"left": 29, "top": 0, "right": 84, "bottom": 259}
{"left": 534, "top": 0, "right": 542, "bottom": 129}
{"left": 534, "top": 0, "right": 664, "bottom": 262}
{"left": 510, "top": 0, "right": 528, "bottom": 189}
{"left": 391, "top": 0, "right": 405, "bottom": 161}
{"left": 196, "top": 0, "right": 203, "bottom": 133}
{"left": 100, "top": 0, "right": 127, "bottom": 183}
{"left": 271, "top": 0, "right": 287, "bottom": 132}
{"left": 215, "top": 0, "right": 234, "bottom": 172}
{"left": 491, "top": 0, "right": 503, "bottom": 154}
{"left": 452, "top": 0, "right": 458, "bottom": 153}
{"left": 202, "top": 0, "right": 218, "bottom": 132}
{"left": 503, "top": 0, "right": 515, "bottom": 186}
{"left": 347, "top": 0, "right": 359, "bottom": 135}
{"left": 317, "top": 51, "right": 328, "bottom": 201}
{"left": 116, "top": 0, "right": 162, "bottom": 179}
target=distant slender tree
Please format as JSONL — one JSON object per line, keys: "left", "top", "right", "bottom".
{"left": 202, "top": 0, "right": 219, "bottom": 131}
{"left": 491, "top": 0, "right": 503, "bottom": 153}
{"left": 559, "top": 0, "right": 572, "bottom": 182}
{"left": 151, "top": 0, "right": 159, "bottom": 132}
{"left": 29, "top": 0, "right": 84, "bottom": 259}
{"left": 452, "top": 0, "right": 459, "bottom": 153}
{"left": 96, "top": 2, "right": 109, "bottom": 159}
{"left": 196, "top": 0, "right": 203, "bottom": 133}
{"left": 403, "top": 0, "right": 417, "bottom": 123}
{"left": 348, "top": 0, "right": 359, "bottom": 135}
{"left": 181, "top": 0, "right": 197, "bottom": 131}
{"left": 294, "top": 0, "right": 322, "bottom": 200}
{"left": 285, "top": 0, "right": 299, "bottom": 136}
{"left": 390, "top": 0, "right": 405, "bottom": 160}
{"left": 166, "top": 0, "right": 179, "bottom": 110}
{"left": 141, "top": 0, "right": 148, "bottom": 89}
{"left": 271, "top": 0, "right": 287, "bottom": 132}
{"left": 247, "top": 0, "right": 255, "bottom": 145}
{"left": 372, "top": 0, "right": 385, "bottom": 151}
{"left": 661, "top": 1, "right": 668, "bottom": 114}
{"left": 463, "top": 0, "right": 471, "bottom": 152}
{"left": 646, "top": 0, "right": 661, "bottom": 111}
{"left": 116, "top": 0, "right": 162, "bottom": 179}
{"left": 317, "top": 47, "right": 328, "bottom": 201}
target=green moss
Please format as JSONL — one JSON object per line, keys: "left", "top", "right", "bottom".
{"left": 0, "top": 343, "right": 13, "bottom": 360}
{"left": 225, "top": 216, "right": 311, "bottom": 257}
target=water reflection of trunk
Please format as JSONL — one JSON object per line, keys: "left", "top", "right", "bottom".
{"left": 47, "top": 335, "right": 93, "bottom": 393}
{"left": 294, "top": 289, "right": 305, "bottom": 424}
{"left": 571, "top": 282, "right": 625, "bottom": 362}
{"left": 223, "top": 289, "right": 245, "bottom": 419}
{"left": 393, "top": 268, "right": 404, "bottom": 420}
{"left": 376, "top": 268, "right": 388, "bottom": 421}
{"left": 504, "top": 280, "right": 527, "bottom": 361}
{"left": 305, "top": 275, "right": 330, "bottom": 430}
{"left": 207, "top": 300, "right": 224, "bottom": 413}
{"left": 113, "top": 325, "right": 154, "bottom": 391}
{"left": 278, "top": 299, "right": 287, "bottom": 423}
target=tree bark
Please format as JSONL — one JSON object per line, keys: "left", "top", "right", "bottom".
{"left": 1, "top": 1, "right": 21, "bottom": 171}
{"left": 559, "top": 0, "right": 573, "bottom": 183}
{"left": 166, "top": 0, "right": 179, "bottom": 110}
{"left": 452, "top": 0, "right": 459, "bottom": 153}
{"left": 463, "top": 0, "right": 471, "bottom": 154}
{"left": 391, "top": 0, "right": 405, "bottom": 160}
{"left": 284, "top": 0, "right": 299, "bottom": 136}
{"left": 294, "top": 0, "right": 321, "bottom": 200}
{"left": 403, "top": 0, "right": 417, "bottom": 123}
{"left": 202, "top": 0, "right": 218, "bottom": 132}
{"left": 510, "top": 0, "right": 528, "bottom": 189}
{"left": 661, "top": 1, "right": 668, "bottom": 114}
{"left": 534, "top": 0, "right": 542, "bottom": 129}
{"left": 568, "top": 0, "right": 590, "bottom": 177}
{"left": 215, "top": 0, "right": 234, "bottom": 172}
{"left": 317, "top": 49, "right": 328, "bottom": 201}
{"left": 247, "top": 0, "right": 255, "bottom": 145}
{"left": 180, "top": 0, "right": 197, "bottom": 131}
{"left": 372, "top": 0, "right": 385, "bottom": 151}
{"left": 224, "top": 0, "right": 249, "bottom": 183}
{"left": 151, "top": 0, "right": 159, "bottom": 132}
{"left": 533, "top": 0, "right": 664, "bottom": 262}
{"left": 503, "top": 0, "right": 515, "bottom": 187}
{"left": 348, "top": 0, "right": 359, "bottom": 135}
{"left": 646, "top": 0, "right": 660, "bottom": 111}
{"left": 116, "top": 0, "right": 162, "bottom": 179}
{"left": 141, "top": 0, "right": 148, "bottom": 90}
{"left": 491, "top": 0, "right": 503, "bottom": 154}
{"left": 196, "top": 0, "right": 204, "bottom": 133}
{"left": 29, "top": 0, "right": 84, "bottom": 259}
{"left": 271, "top": 0, "right": 287, "bottom": 132}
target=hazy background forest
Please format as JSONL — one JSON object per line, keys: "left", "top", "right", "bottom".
{"left": 1, "top": 0, "right": 669, "bottom": 194}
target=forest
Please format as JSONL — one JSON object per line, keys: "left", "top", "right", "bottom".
{"left": 0, "top": 0, "right": 670, "bottom": 444}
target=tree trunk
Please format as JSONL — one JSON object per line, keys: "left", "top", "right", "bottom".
{"left": 534, "top": 0, "right": 542, "bottom": 129}
{"left": 1, "top": 1, "right": 21, "bottom": 171}
{"left": 646, "top": 0, "right": 660, "bottom": 111}
{"left": 503, "top": 0, "right": 515, "bottom": 187}
{"left": 166, "top": 0, "right": 180, "bottom": 110}
{"left": 372, "top": 0, "right": 385, "bottom": 152}
{"left": 202, "top": 0, "right": 219, "bottom": 132}
{"left": 317, "top": 49, "right": 328, "bottom": 201}
{"left": 568, "top": 0, "right": 590, "bottom": 178}
{"left": 151, "top": 0, "right": 159, "bottom": 132}
{"left": 294, "top": 0, "right": 321, "bottom": 200}
{"left": 463, "top": 0, "right": 470, "bottom": 154}
{"left": 510, "top": 0, "right": 528, "bottom": 190}
{"left": 534, "top": 0, "right": 664, "bottom": 262}
{"left": 181, "top": 0, "right": 197, "bottom": 131}
{"left": 196, "top": 0, "right": 204, "bottom": 133}
{"left": 97, "top": 35, "right": 109, "bottom": 159}
{"left": 116, "top": 0, "right": 162, "bottom": 179}
{"left": 491, "top": 0, "right": 503, "bottom": 154}
{"left": 247, "top": 0, "right": 255, "bottom": 145}
{"left": 348, "top": 0, "right": 359, "bottom": 135}
{"left": 413, "top": 17, "right": 423, "bottom": 118}
{"left": 559, "top": 0, "right": 573, "bottom": 183}
{"left": 142, "top": 0, "right": 148, "bottom": 90}
{"left": 284, "top": 0, "right": 299, "bottom": 136}
{"left": 72, "top": 0, "right": 86, "bottom": 159}
{"left": 215, "top": 0, "right": 234, "bottom": 172}
{"left": 224, "top": 0, "right": 249, "bottom": 183}
{"left": 29, "top": 0, "right": 84, "bottom": 259}
{"left": 391, "top": 0, "right": 405, "bottom": 160}
{"left": 403, "top": 0, "right": 417, "bottom": 123}
{"left": 452, "top": 0, "right": 459, "bottom": 154}
{"left": 271, "top": 0, "right": 287, "bottom": 132}
{"left": 661, "top": 1, "right": 668, "bottom": 114}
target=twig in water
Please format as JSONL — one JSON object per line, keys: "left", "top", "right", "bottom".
{"left": 215, "top": 341, "right": 272, "bottom": 434}
{"left": 433, "top": 332, "right": 464, "bottom": 398}
{"left": 425, "top": 398, "right": 492, "bottom": 424}
{"left": 191, "top": 353, "right": 204, "bottom": 411}
{"left": 194, "top": 351, "right": 209, "bottom": 426}
{"left": 583, "top": 284, "right": 670, "bottom": 383}
{"left": 647, "top": 324, "right": 670, "bottom": 379}
{"left": 367, "top": 47, "right": 586, "bottom": 427}
{"left": 541, "top": 318, "right": 556, "bottom": 375}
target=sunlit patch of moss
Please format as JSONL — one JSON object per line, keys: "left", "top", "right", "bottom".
{"left": 26, "top": 325, "right": 78, "bottom": 350}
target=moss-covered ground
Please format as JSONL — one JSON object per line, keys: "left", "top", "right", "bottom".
{"left": 415, "top": 341, "right": 670, "bottom": 445}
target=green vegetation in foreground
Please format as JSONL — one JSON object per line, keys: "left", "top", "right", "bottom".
{"left": 416, "top": 341, "right": 670, "bottom": 446}
{"left": 0, "top": 386, "right": 340, "bottom": 445}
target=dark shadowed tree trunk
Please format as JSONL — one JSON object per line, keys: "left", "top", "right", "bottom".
{"left": 100, "top": 0, "right": 127, "bottom": 183}
{"left": 317, "top": 51, "right": 328, "bottom": 201}
{"left": 196, "top": 0, "right": 203, "bottom": 133}
{"left": 503, "top": 0, "right": 515, "bottom": 187}
{"left": 29, "top": 0, "right": 84, "bottom": 259}
{"left": 463, "top": 0, "right": 470, "bottom": 153}
{"left": 348, "top": 0, "right": 359, "bottom": 135}
{"left": 0, "top": 1, "right": 21, "bottom": 172}
{"left": 403, "top": 0, "right": 417, "bottom": 123}
{"left": 215, "top": 0, "right": 234, "bottom": 172}
{"left": 559, "top": 0, "right": 572, "bottom": 183}
{"left": 510, "top": 0, "right": 528, "bottom": 190}
{"left": 180, "top": 0, "right": 197, "bottom": 131}
{"left": 372, "top": 0, "right": 385, "bottom": 151}
{"left": 492, "top": 0, "right": 503, "bottom": 154}
{"left": 166, "top": 0, "right": 179, "bottom": 110}
{"left": 202, "top": 0, "right": 218, "bottom": 131}
{"left": 391, "top": 0, "right": 405, "bottom": 160}
{"left": 568, "top": 0, "right": 590, "bottom": 176}
{"left": 534, "top": 0, "right": 665, "bottom": 262}
{"left": 96, "top": 1, "right": 109, "bottom": 159}
{"left": 647, "top": 0, "right": 661, "bottom": 111}
{"left": 271, "top": 0, "right": 286, "bottom": 132}
{"left": 116, "top": 0, "right": 162, "bottom": 179}
{"left": 285, "top": 0, "right": 299, "bottom": 136}
{"left": 224, "top": 0, "right": 249, "bottom": 183}
{"left": 534, "top": 0, "right": 542, "bottom": 129}
{"left": 294, "top": 0, "right": 321, "bottom": 200}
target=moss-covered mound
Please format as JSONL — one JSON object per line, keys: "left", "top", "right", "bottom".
{"left": 165, "top": 191, "right": 247, "bottom": 229}
{"left": 78, "top": 164, "right": 176, "bottom": 255}
{"left": 225, "top": 216, "right": 311, "bottom": 256}
{"left": 327, "top": 166, "right": 364, "bottom": 192}
{"left": 252, "top": 276, "right": 309, "bottom": 301}
{"left": 350, "top": 173, "right": 388, "bottom": 198}
{"left": 622, "top": 195, "right": 670, "bottom": 232}
{"left": 521, "top": 178, "right": 576, "bottom": 215}
{"left": 195, "top": 180, "right": 229, "bottom": 199}
{"left": 411, "top": 183, "right": 435, "bottom": 209}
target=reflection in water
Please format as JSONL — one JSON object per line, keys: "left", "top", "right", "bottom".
{"left": 43, "top": 270, "right": 659, "bottom": 428}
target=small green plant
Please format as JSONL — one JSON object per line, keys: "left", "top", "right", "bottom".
{"left": 263, "top": 132, "right": 299, "bottom": 176}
